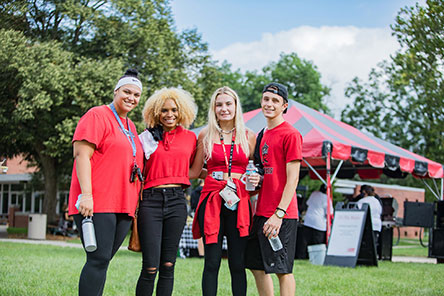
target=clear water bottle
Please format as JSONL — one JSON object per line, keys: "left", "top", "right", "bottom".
{"left": 269, "top": 235, "right": 283, "bottom": 252}
{"left": 245, "top": 160, "right": 256, "bottom": 191}
{"left": 82, "top": 217, "right": 97, "bottom": 252}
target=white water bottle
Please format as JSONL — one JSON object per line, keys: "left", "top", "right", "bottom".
{"left": 245, "top": 160, "right": 256, "bottom": 191}
{"left": 82, "top": 217, "right": 97, "bottom": 252}
{"left": 269, "top": 235, "right": 283, "bottom": 252}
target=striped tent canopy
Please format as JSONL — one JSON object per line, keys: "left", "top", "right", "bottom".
{"left": 195, "top": 99, "right": 444, "bottom": 180}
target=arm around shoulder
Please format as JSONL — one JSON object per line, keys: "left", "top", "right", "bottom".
{"left": 189, "top": 128, "right": 206, "bottom": 179}
{"left": 246, "top": 128, "right": 257, "bottom": 159}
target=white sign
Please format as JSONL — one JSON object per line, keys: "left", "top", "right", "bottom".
{"left": 326, "top": 211, "right": 365, "bottom": 257}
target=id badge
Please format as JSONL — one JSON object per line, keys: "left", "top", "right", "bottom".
{"left": 219, "top": 179, "right": 240, "bottom": 207}
{"left": 212, "top": 171, "right": 224, "bottom": 181}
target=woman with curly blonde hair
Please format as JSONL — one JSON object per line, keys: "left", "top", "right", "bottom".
{"left": 136, "top": 87, "right": 202, "bottom": 296}
{"left": 192, "top": 86, "right": 259, "bottom": 296}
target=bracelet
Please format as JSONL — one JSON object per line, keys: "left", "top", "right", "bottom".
{"left": 79, "top": 193, "right": 93, "bottom": 201}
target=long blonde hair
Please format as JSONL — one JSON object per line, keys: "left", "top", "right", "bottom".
{"left": 142, "top": 87, "right": 197, "bottom": 128}
{"left": 203, "top": 86, "right": 249, "bottom": 160}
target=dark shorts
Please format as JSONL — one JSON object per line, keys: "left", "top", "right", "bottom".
{"left": 245, "top": 216, "right": 297, "bottom": 274}
{"left": 303, "top": 225, "right": 327, "bottom": 245}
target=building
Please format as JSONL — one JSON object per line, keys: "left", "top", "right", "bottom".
{"left": 334, "top": 180, "right": 425, "bottom": 239}
{"left": 0, "top": 155, "right": 68, "bottom": 224}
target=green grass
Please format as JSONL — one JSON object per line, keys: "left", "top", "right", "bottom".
{"left": 0, "top": 241, "right": 443, "bottom": 296}
{"left": 392, "top": 237, "right": 429, "bottom": 257}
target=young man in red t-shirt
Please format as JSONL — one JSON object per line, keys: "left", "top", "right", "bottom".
{"left": 245, "top": 82, "right": 302, "bottom": 296}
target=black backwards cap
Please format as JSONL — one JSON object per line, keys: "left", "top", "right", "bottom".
{"left": 262, "top": 82, "right": 289, "bottom": 113}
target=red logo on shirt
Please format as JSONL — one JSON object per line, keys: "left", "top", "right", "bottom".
{"left": 261, "top": 142, "right": 269, "bottom": 165}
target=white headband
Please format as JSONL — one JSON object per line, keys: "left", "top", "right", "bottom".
{"left": 114, "top": 77, "right": 143, "bottom": 92}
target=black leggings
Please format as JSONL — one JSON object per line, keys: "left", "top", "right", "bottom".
{"left": 73, "top": 213, "right": 132, "bottom": 296}
{"left": 136, "top": 187, "right": 187, "bottom": 296}
{"left": 198, "top": 196, "right": 248, "bottom": 296}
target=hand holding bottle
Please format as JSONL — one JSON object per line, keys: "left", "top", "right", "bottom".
{"left": 245, "top": 160, "right": 260, "bottom": 191}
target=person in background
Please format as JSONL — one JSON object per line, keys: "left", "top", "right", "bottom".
{"left": 192, "top": 86, "right": 257, "bottom": 296}
{"left": 68, "top": 69, "right": 144, "bottom": 296}
{"left": 245, "top": 82, "right": 302, "bottom": 296}
{"left": 59, "top": 203, "right": 75, "bottom": 236}
{"left": 356, "top": 185, "right": 382, "bottom": 247}
{"left": 303, "top": 184, "right": 333, "bottom": 247}
{"left": 136, "top": 87, "right": 201, "bottom": 296}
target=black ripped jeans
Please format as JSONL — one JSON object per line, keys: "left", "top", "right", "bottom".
{"left": 73, "top": 213, "right": 132, "bottom": 296}
{"left": 136, "top": 187, "right": 187, "bottom": 296}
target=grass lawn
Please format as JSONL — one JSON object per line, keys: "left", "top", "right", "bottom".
{"left": 1, "top": 241, "right": 442, "bottom": 296}
{"left": 392, "top": 237, "right": 429, "bottom": 257}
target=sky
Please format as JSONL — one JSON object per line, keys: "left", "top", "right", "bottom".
{"left": 170, "top": 0, "right": 424, "bottom": 118}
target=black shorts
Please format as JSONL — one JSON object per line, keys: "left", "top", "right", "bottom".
{"left": 303, "top": 225, "right": 327, "bottom": 245}
{"left": 245, "top": 216, "right": 297, "bottom": 274}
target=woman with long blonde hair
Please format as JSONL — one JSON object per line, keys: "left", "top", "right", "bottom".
{"left": 136, "top": 87, "right": 201, "bottom": 296}
{"left": 192, "top": 86, "right": 258, "bottom": 296}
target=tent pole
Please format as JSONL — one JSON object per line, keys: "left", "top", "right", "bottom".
{"left": 326, "top": 143, "right": 333, "bottom": 245}
{"left": 302, "top": 159, "right": 326, "bottom": 185}
{"left": 441, "top": 178, "right": 443, "bottom": 200}
{"left": 432, "top": 178, "right": 440, "bottom": 197}
{"left": 422, "top": 179, "right": 440, "bottom": 200}
{"left": 331, "top": 160, "right": 344, "bottom": 184}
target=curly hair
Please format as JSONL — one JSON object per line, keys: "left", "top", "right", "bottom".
{"left": 142, "top": 87, "right": 197, "bottom": 128}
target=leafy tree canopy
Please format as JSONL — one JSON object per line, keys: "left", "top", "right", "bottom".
{"left": 218, "top": 53, "right": 330, "bottom": 114}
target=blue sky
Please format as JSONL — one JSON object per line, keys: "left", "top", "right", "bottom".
{"left": 171, "top": 0, "right": 423, "bottom": 116}
{"left": 172, "top": 0, "right": 418, "bottom": 49}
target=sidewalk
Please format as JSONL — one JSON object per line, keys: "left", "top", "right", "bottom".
{"left": 0, "top": 224, "right": 130, "bottom": 250}
{"left": 0, "top": 237, "right": 84, "bottom": 248}
{"left": 391, "top": 256, "right": 437, "bottom": 264}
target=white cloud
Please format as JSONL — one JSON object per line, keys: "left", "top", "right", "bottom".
{"left": 211, "top": 26, "right": 399, "bottom": 118}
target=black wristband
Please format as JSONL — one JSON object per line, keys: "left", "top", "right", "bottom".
{"left": 276, "top": 207, "right": 287, "bottom": 214}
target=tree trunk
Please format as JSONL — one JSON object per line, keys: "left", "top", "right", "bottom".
{"left": 40, "top": 155, "right": 58, "bottom": 224}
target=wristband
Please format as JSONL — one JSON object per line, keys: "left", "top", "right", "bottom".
{"left": 276, "top": 207, "right": 287, "bottom": 214}
{"left": 75, "top": 193, "right": 93, "bottom": 210}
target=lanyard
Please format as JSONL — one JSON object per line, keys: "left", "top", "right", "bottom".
{"left": 109, "top": 104, "right": 137, "bottom": 158}
{"left": 219, "top": 130, "right": 236, "bottom": 178}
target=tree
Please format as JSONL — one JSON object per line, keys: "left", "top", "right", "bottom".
{"left": 341, "top": 0, "right": 444, "bottom": 165}
{"left": 0, "top": 29, "right": 123, "bottom": 222}
{"left": 219, "top": 53, "right": 331, "bottom": 114}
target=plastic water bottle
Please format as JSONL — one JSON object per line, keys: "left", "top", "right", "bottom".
{"left": 245, "top": 160, "right": 256, "bottom": 191}
{"left": 82, "top": 217, "right": 97, "bottom": 252}
{"left": 269, "top": 235, "right": 283, "bottom": 252}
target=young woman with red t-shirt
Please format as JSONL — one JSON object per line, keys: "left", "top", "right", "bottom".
{"left": 68, "top": 69, "right": 144, "bottom": 296}
{"left": 136, "top": 88, "right": 201, "bottom": 296}
{"left": 191, "top": 86, "right": 258, "bottom": 296}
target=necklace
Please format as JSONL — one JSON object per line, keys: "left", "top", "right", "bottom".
{"left": 217, "top": 126, "right": 235, "bottom": 134}
{"left": 164, "top": 128, "right": 177, "bottom": 151}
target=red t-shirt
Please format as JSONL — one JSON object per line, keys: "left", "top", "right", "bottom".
{"left": 143, "top": 126, "right": 197, "bottom": 189}
{"left": 255, "top": 121, "right": 303, "bottom": 219}
{"left": 68, "top": 105, "right": 144, "bottom": 217}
